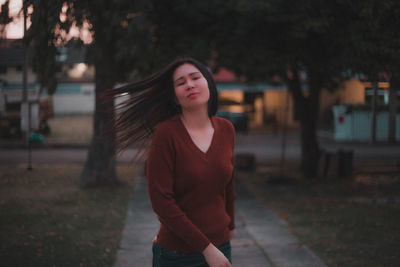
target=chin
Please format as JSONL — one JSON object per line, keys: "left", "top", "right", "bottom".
{"left": 183, "top": 101, "right": 209, "bottom": 111}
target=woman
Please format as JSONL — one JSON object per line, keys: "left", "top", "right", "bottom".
{"left": 109, "top": 58, "right": 236, "bottom": 267}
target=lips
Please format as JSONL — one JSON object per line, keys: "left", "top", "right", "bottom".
{"left": 187, "top": 92, "right": 199, "bottom": 99}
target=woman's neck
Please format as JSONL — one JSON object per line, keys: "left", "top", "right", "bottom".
{"left": 180, "top": 108, "right": 211, "bottom": 130}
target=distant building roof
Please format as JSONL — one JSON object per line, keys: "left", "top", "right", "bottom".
{"left": 213, "top": 68, "right": 237, "bottom": 82}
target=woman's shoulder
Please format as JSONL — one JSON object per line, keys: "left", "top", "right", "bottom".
{"left": 213, "top": 116, "right": 235, "bottom": 146}
{"left": 152, "top": 115, "right": 180, "bottom": 142}
{"left": 213, "top": 116, "right": 235, "bottom": 133}
{"left": 155, "top": 115, "right": 180, "bottom": 132}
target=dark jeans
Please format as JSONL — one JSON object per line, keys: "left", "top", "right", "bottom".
{"left": 152, "top": 240, "right": 232, "bottom": 267}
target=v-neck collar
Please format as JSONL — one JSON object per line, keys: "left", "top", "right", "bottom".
{"left": 176, "top": 115, "right": 217, "bottom": 157}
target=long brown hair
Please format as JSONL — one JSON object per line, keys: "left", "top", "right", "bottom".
{"left": 103, "top": 57, "right": 218, "bottom": 158}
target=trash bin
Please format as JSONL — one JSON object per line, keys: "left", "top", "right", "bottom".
{"left": 29, "top": 132, "right": 44, "bottom": 144}
{"left": 234, "top": 153, "right": 256, "bottom": 171}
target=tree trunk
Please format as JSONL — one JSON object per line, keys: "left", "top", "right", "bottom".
{"left": 301, "top": 67, "right": 321, "bottom": 177}
{"left": 286, "top": 66, "right": 321, "bottom": 177}
{"left": 80, "top": 42, "right": 118, "bottom": 187}
{"left": 299, "top": 104, "right": 320, "bottom": 177}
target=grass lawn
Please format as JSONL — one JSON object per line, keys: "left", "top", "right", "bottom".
{"left": 0, "top": 163, "right": 137, "bottom": 267}
{"left": 237, "top": 165, "right": 400, "bottom": 267}
{"left": 46, "top": 115, "right": 93, "bottom": 145}
{"left": 0, "top": 115, "right": 93, "bottom": 146}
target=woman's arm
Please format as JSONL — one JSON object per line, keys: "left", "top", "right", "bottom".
{"left": 225, "top": 174, "right": 236, "bottom": 232}
{"left": 226, "top": 120, "right": 237, "bottom": 234}
{"left": 146, "top": 126, "right": 210, "bottom": 252}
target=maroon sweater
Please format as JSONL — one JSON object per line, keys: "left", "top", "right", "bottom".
{"left": 146, "top": 114, "right": 236, "bottom": 253}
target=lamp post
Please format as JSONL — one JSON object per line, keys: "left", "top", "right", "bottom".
{"left": 22, "top": 0, "right": 32, "bottom": 170}
{"left": 280, "top": 87, "right": 290, "bottom": 174}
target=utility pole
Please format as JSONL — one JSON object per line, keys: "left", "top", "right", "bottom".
{"left": 371, "top": 80, "right": 378, "bottom": 143}
{"left": 388, "top": 78, "right": 398, "bottom": 143}
{"left": 22, "top": 0, "right": 32, "bottom": 170}
{"left": 280, "top": 88, "right": 290, "bottom": 174}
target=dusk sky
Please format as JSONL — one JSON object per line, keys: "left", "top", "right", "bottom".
{"left": 1, "top": 0, "right": 25, "bottom": 38}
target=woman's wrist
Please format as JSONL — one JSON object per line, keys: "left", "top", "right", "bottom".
{"left": 202, "top": 242, "right": 214, "bottom": 255}
{"left": 202, "top": 243, "right": 231, "bottom": 267}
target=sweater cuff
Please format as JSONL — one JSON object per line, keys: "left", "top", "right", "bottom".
{"left": 198, "top": 241, "right": 211, "bottom": 253}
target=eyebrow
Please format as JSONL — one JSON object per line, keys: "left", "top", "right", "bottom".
{"left": 174, "top": 72, "right": 201, "bottom": 83}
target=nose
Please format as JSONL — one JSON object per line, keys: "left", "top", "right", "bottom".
{"left": 186, "top": 80, "right": 194, "bottom": 90}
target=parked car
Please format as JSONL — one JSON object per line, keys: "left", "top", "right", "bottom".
{"left": 216, "top": 110, "right": 248, "bottom": 133}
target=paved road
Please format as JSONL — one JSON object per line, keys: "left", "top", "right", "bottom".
{"left": 2, "top": 132, "right": 399, "bottom": 169}
{"left": 114, "top": 174, "right": 326, "bottom": 267}
{"left": 0, "top": 148, "right": 137, "bottom": 164}
{"left": 236, "top": 132, "right": 400, "bottom": 159}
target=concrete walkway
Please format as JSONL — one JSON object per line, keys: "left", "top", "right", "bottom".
{"left": 114, "top": 174, "right": 326, "bottom": 267}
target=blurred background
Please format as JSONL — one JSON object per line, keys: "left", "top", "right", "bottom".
{"left": 0, "top": 0, "right": 399, "bottom": 266}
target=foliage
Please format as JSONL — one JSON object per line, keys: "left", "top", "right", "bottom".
{"left": 343, "top": 0, "right": 400, "bottom": 80}
{"left": 27, "top": 0, "right": 63, "bottom": 95}
{"left": 150, "top": 0, "right": 236, "bottom": 68}
{"left": 27, "top": 0, "right": 154, "bottom": 95}
{"left": 150, "top": 0, "right": 400, "bottom": 88}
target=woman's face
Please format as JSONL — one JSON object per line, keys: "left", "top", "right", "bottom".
{"left": 172, "top": 63, "right": 210, "bottom": 112}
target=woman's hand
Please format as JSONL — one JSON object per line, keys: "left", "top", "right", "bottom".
{"left": 202, "top": 243, "right": 232, "bottom": 267}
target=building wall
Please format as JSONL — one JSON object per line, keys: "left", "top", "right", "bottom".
{"left": 52, "top": 94, "right": 94, "bottom": 115}
{"left": 320, "top": 78, "right": 366, "bottom": 110}
{"left": 339, "top": 78, "right": 365, "bottom": 104}
{"left": 218, "top": 90, "right": 243, "bottom": 106}
{"left": 264, "top": 90, "right": 299, "bottom": 128}
{"left": 261, "top": 78, "right": 367, "bottom": 129}
{"left": 319, "top": 78, "right": 366, "bottom": 125}
{"left": 52, "top": 83, "right": 95, "bottom": 115}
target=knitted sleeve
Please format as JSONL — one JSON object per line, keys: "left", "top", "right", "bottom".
{"left": 146, "top": 123, "right": 211, "bottom": 252}
{"left": 225, "top": 121, "right": 237, "bottom": 230}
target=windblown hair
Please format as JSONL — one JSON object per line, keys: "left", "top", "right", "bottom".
{"left": 103, "top": 57, "right": 218, "bottom": 158}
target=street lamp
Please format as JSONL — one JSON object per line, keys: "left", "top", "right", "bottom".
{"left": 21, "top": 0, "right": 32, "bottom": 170}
